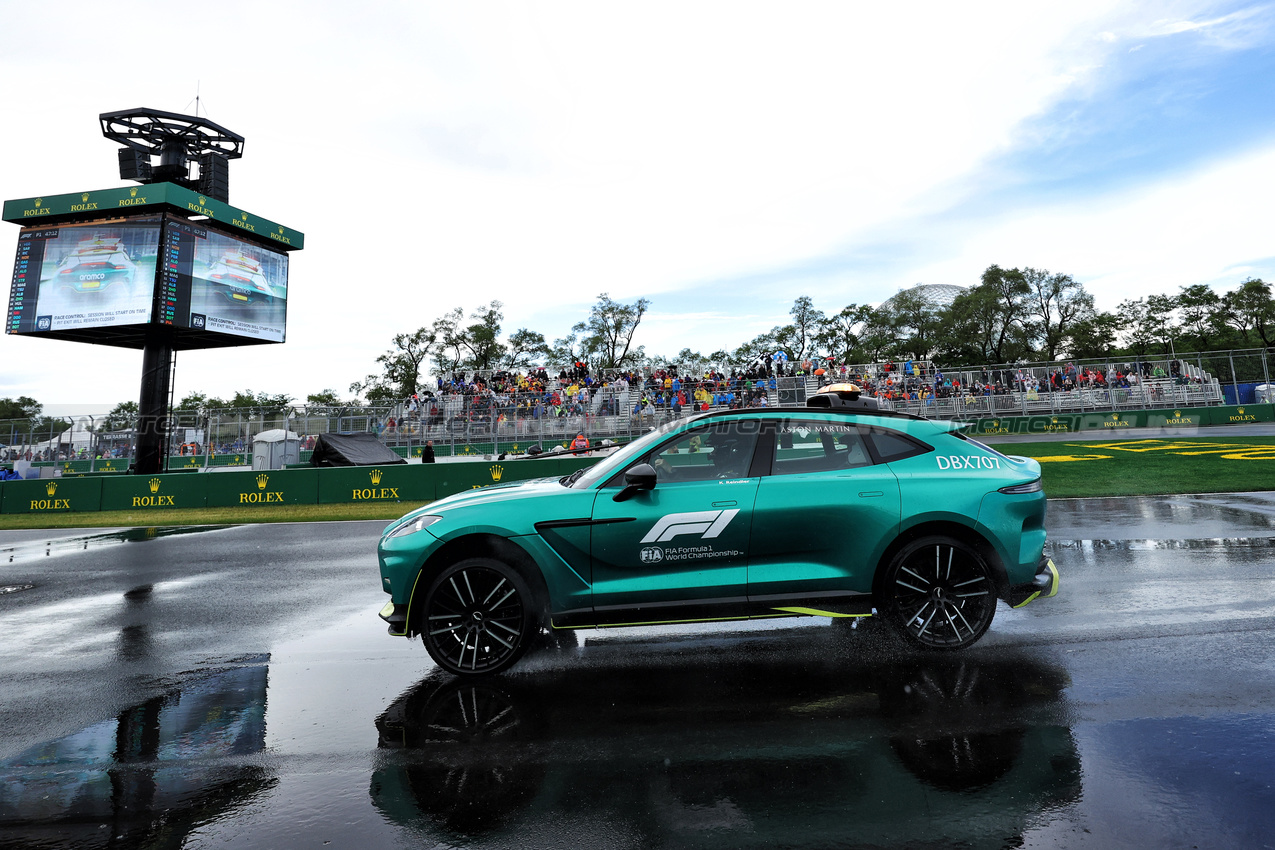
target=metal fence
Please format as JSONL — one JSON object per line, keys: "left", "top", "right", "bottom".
{"left": 4, "top": 349, "right": 1271, "bottom": 470}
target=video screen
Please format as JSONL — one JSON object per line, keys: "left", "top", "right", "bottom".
{"left": 162, "top": 219, "right": 288, "bottom": 343}
{"left": 7, "top": 213, "right": 289, "bottom": 347}
{"left": 7, "top": 218, "right": 162, "bottom": 334}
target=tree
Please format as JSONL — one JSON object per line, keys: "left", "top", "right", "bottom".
{"left": 786, "top": 296, "right": 826, "bottom": 362}
{"left": 815, "top": 303, "right": 876, "bottom": 364}
{"left": 977, "top": 265, "right": 1034, "bottom": 362}
{"left": 883, "top": 287, "right": 945, "bottom": 361}
{"left": 430, "top": 308, "right": 468, "bottom": 376}
{"left": 731, "top": 330, "right": 780, "bottom": 366}
{"left": 574, "top": 293, "right": 650, "bottom": 370}
{"left": 1023, "top": 268, "right": 1094, "bottom": 360}
{"left": 503, "top": 329, "right": 551, "bottom": 370}
{"left": 1177, "top": 284, "right": 1223, "bottom": 351}
{"left": 177, "top": 391, "right": 210, "bottom": 412}
{"left": 306, "top": 389, "right": 347, "bottom": 406}
{"left": 1118, "top": 294, "right": 1177, "bottom": 356}
{"left": 1066, "top": 311, "right": 1124, "bottom": 359}
{"left": 0, "top": 396, "right": 69, "bottom": 443}
{"left": 224, "top": 391, "right": 293, "bottom": 416}
{"left": 101, "top": 401, "right": 139, "bottom": 431}
{"left": 352, "top": 326, "right": 438, "bottom": 401}
{"left": 1221, "top": 278, "right": 1275, "bottom": 347}
{"left": 0, "top": 396, "right": 42, "bottom": 424}
{"left": 459, "top": 301, "right": 506, "bottom": 371}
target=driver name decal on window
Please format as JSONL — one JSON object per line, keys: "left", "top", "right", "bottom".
{"left": 641, "top": 509, "right": 739, "bottom": 543}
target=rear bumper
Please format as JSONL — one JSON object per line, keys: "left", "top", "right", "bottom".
{"left": 1007, "top": 556, "right": 1059, "bottom": 608}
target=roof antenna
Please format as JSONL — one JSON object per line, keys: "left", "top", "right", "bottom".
{"left": 185, "top": 81, "right": 202, "bottom": 118}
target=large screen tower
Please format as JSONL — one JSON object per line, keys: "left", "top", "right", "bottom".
{"left": 4, "top": 109, "right": 304, "bottom": 475}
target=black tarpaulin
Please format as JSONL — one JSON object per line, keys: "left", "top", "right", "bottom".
{"left": 309, "top": 432, "right": 409, "bottom": 466}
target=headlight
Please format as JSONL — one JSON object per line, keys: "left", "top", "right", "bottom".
{"left": 998, "top": 479, "right": 1042, "bottom": 495}
{"left": 384, "top": 514, "right": 442, "bottom": 540}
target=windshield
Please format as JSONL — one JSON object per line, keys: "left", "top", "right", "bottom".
{"left": 569, "top": 419, "right": 687, "bottom": 489}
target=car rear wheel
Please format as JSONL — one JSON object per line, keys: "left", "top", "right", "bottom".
{"left": 879, "top": 536, "right": 996, "bottom": 650}
{"left": 421, "top": 558, "right": 536, "bottom": 676}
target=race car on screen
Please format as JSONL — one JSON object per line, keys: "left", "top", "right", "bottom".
{"left": 377, "top": 384, "right": 1059, "bottom": 676}
{"left": 53, "top": 236, "right": 136, "bottom": 293}
{"left": 205, "top": 251, "right": 274, "bottom": 305}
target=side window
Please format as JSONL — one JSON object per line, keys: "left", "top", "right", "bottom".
{"left": 771, "top": 420, "right": 872, "bottom": 476}
{"left": 648, "top": 421, "right": 761, "bottom": 482}
{"left": 865, "top": 427, "right": 931, "bottom": 463}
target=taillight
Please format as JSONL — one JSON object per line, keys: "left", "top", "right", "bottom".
{"left": 998, "top": 479, "right": 1042, "bottom": 494}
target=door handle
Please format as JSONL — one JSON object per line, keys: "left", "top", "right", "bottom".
{"left": 712, "top": 500, "right": 738, "bottom": 507}
{"left": 858, "top": 491, "right": 884, "bottom": 498}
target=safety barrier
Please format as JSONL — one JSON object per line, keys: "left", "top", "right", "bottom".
{"left": 963, "top": 404, "right": 1274, "bottom": 437}
{"left": 0, "top": 456, "right": 597, "bottom": 516}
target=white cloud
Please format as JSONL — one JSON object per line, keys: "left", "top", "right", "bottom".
{"left": 0, "top": 1, "right": 1270, "bottom": 407}
{"left": 906, "top": 143, "right": 1275, "bottom": 306}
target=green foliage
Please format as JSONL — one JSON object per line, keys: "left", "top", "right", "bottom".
{"left": 572, "top": 293, "right": 650, "bottom": 370}
{"left": 101, "top": 401, "right": 139, "bottom": 431}
{"left": 0, "top": 396, "right": 42, "bottom": 421}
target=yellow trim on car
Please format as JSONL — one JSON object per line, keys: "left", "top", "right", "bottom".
{"left": 772, "top": 606, "right": 871, "bottom": 618}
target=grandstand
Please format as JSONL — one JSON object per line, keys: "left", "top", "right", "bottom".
{"left": 1, "top": 351, "right": 1255, "bottom": 471}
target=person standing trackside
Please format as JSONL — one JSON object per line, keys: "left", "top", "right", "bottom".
{"left": 421, "top": 440, "right": 436, "bottom": 463}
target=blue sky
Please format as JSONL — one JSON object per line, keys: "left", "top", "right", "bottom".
{"left": 2, "top": 1, "right": 1274, "bottom": 407}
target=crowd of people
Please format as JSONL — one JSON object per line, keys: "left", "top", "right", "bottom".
{"left": 381, "top": 355, "right": 1200, "bottom": 430}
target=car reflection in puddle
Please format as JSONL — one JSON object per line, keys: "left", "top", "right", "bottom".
{"left": 371, "top": 632, "right": 1081, "bottom": 849}
{"left": 0, "top": 657, "right": 272, "bottom": 849}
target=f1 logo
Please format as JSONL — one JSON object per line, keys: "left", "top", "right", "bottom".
{"left": 641, "top": 509, "right": 739, "bottom": 543}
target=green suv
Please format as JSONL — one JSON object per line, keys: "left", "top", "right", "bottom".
{"left": 377, "top": 385, "right": 1058, "bottom": 676}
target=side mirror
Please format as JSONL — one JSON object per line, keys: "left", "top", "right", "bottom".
{"left": 613, "top": 463, "right": 657, "bottom": 502}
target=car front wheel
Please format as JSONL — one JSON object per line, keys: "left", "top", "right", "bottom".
{"left": 879, "top": 536, "right": 997, "bottom": 650}
{"left": 421, "top": 558, "right": 536, "bottom": 676}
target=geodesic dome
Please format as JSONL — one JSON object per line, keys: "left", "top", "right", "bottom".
{"left": 879, "top": 283, "right": 967, "bottom": 312}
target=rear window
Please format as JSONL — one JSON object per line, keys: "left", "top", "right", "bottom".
{"left": 865, "top": 427, "right": 931, "bottom": 463}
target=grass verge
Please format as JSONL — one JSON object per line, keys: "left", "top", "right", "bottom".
{"left": 990, "top": 436, "right": 1275, "bottom": 498}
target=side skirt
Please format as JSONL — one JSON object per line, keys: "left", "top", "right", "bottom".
{"left": 552, "top": 592, "right": 874, "bottom": 630}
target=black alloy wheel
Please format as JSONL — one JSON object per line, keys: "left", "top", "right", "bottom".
{"left": 880, "top": 536, "right": 997, "bottom": 650}
{"left": 421, "top": 558, "right": 536, "bottom": 676}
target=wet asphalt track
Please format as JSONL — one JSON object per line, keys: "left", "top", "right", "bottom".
{"left": 1, "top": 497, "right": 1273, "bottom": 849}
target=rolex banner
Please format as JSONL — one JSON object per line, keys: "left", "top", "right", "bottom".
{"left": 1, "top": 477, "right": 103, "bottom": 514}
{"left": 0, "top": 457, "right": 603, "bottom": 515}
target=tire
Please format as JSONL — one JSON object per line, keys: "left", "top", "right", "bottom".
{"left": 421, "top": 558, "right": 537, "bottom": 676}
{"left": 878, "top": 536, "right": 996, "bottom": 650}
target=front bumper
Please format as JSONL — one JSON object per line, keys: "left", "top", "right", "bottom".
{"left": 380, "top": 601, "right": 409, "bottom": 636}
{"left": 1007, "top": 557, "right": 1060, "bottom": 608}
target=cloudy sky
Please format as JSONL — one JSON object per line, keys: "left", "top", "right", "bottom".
{"left": 2, "top": 1, "right": 1274, "bottom": 411}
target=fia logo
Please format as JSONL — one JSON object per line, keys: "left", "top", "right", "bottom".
{"left": 640, "top": 547, "right": 664, "bottom": 564}
{"left": 36, "top": 315, "right": 52, "bottom": 331}
{"left": 190, "top": 313, "right": 206, "bottom": 329}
